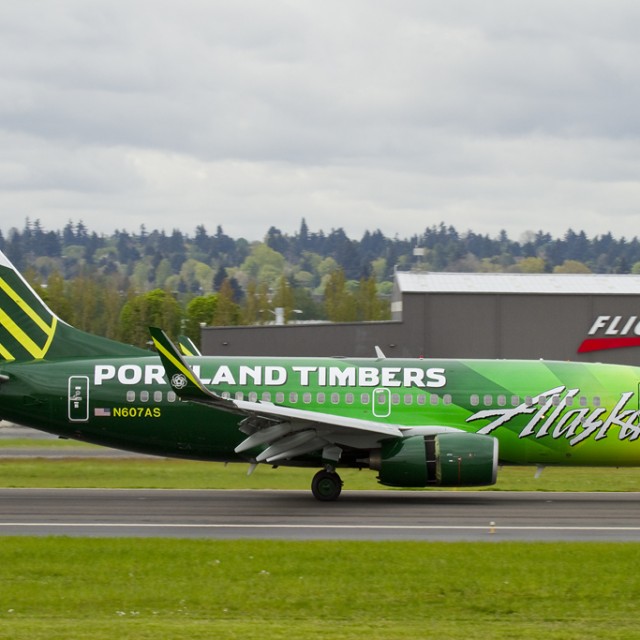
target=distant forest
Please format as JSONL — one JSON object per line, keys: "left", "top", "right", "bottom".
{"left": 2, "top": 219, "right": 639, "bottom": 347}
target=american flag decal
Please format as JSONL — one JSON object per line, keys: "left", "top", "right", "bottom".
{"left": 94, "top": 407, "right": 111, "bottom": 417}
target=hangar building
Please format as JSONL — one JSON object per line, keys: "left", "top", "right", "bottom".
{"left": 201, "top": 271, "right": 640, "bottom": 365}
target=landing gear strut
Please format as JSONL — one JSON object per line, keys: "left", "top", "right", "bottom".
{"left": 311, "top": 469, "right": 343, "bottom": 501}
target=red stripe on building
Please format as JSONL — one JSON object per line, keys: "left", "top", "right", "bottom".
{"left": 578, "top": 337, "right": 640, "bottom": 353}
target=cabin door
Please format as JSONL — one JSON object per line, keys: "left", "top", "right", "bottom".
{"left": 68, "top": 376, "right": 90, "bottom": 422}
{"left": 372, "top": 387, "right": 391, "bottom": 418}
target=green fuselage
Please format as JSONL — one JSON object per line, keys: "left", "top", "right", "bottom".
{"left": 2, "top": 355, "right": 640, "bottom": 468}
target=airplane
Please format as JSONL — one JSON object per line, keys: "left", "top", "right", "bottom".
{"left": 2, "top": 248, "right": 640, "bottom": 501}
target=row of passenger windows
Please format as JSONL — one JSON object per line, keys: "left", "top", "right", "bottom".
{"left": 124, "top": 390, "right": 602, "bottom": 408}
{"left": 469, "top": 394, "right": 602, "bottom": 408}
{"left": 125, "top": 389, "right": 453, "bottom": 406}
{"left": 220, "top": 391, "right": 455, "bottom": 406}
{"left": 126, "top": 390, "right": 178, "bottom": 403}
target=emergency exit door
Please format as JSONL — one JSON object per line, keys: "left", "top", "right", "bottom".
{"left": 68, "top": 376, "right": 89, "bottom": 422}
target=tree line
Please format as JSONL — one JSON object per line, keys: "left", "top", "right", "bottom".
{"left": 2, "top": 219, "right": 639, "bottom": 348}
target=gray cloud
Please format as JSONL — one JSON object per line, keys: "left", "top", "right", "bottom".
{"left": 1, "top": 1, "right": 639, "bottom": 241}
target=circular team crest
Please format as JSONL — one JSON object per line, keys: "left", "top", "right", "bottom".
{"left": 170, "top": 373, "right": 188, "bottom": 389}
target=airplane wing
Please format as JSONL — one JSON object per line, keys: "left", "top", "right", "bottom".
{"left": 149, "top": 327, "right": 428, "bottom": 464}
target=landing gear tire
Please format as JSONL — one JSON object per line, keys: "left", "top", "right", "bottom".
{"left": 311, "top": 469, "right": 343, "bottom": 502}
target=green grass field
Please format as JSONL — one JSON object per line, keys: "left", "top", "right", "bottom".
{"left": 1, "top": 454, "right": 640, "bottom": 491}
{"left": 2, "top": 446, "right": 640, "bottom": 639}
{"left": 2, "top": 538, "right": 640, "bottom": 639}
{"left": 3, "top": 433, "right": 640, "bottom": 491}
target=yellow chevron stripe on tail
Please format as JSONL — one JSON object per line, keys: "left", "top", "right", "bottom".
{"left": 0, "top": 251, "right": 148, "bottom": 360}
{"left": 0, "top": 253, "right": 58, "bottom": 361}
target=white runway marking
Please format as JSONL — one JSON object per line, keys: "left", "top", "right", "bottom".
{"left": 3, "top": 522, "right": 640, "bottom": 532}
{"left": 2, "top": 489, "right": 640, "bottom": 540}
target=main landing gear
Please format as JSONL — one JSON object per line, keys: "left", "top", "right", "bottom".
{"left": 311, "top": 468, "right": 343, "bottom": 501}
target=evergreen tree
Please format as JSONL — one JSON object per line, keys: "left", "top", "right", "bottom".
{"left": 271, "top": 275, "right": 295, "bottom": 323}
{"left": 324, "top": 269, "right": 356, "bottom": 322}
{"left": 296, "top": 218, "right": 309, "bottom": 251}
{"left": 356, "top": 275, "right": 389, "bottom": 321}
{"left": 213, "top": 266, "right": 228, "bottom": 291}
{"left": 265, "top": 226, "right": 289, "bottom": 255}
{"left": 62, "top": 221, "right": 75, "bottom": 246}
{"left": 212, "top": 279, "right": 241, "bottom": 326}
{"left": 194, "top": 224, "right": 210, "bottom": 254}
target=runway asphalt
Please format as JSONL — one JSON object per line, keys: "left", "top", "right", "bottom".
{"left": 3, "top": 424, "right": 640, "bottom": 542}
{"left": 1, "top": 487, "right": 640, "bottom": 542}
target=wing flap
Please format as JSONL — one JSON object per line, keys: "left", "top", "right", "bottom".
{"left": 234, "top": 399, "right": 404, "bottom": 438}
{"left": 255, "top": 430, "right": 325, "bottom": 463}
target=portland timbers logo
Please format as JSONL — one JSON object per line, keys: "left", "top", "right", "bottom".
{"left": 170, "top": 373, "right": 188, "bottom": 389}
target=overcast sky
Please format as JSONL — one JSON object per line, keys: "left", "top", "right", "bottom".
{"left": 1, "top": 1, "right": 639, "bottom": 243}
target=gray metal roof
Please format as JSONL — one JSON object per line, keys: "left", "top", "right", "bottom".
{"left": 395, "top": 271, "right": 640, "bottom": 295}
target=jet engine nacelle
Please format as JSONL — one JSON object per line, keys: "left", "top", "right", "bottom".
{"left": 370, "top": 433, "right": 498, "bottom": 488}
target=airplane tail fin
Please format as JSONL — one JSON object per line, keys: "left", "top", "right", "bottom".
{"left": 0, "top": 251, "right": 148, "bottom": 361}
{"left": 178, "top": 334, "right": 202, "bottom": 357}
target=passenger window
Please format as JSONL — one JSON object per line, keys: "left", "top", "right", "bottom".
{"left": 361, "top": 393, "right": 370, "bottom": 405}
{"left": 167, "top": 391, "right": 176, "bottom": 403}
{"left": 483, "top": 395, "right": 492, "bottom": 406}
{"left": 276, "top": 392, "right": 285, "bottom": 403}
{"left": 391, "top": 394, "right": 400, "bottom": 405}
{"left": 262, "top": 392, "right": 271, "bottom": 402}
{"left": 511, "top": 395, "right": 520, "bottom": 406}
{"left": 289, "top": 392, "right": 298, "bottom": 403}
{"left": 443, "top": 394, "right": 452, "bottom": 405}
{"left": 235, "top": 391, "right": 244, "bottom": 401}
{"left": 140, "top": 390, "right": 149, "bottom": 402}
{"left": 403, "top": 394, "right": 413, "bottom": 405}
{"left": 593, "top": 396, "right": 601, "bottom": 407}
{"left": 126, "top": 390, "right": 135, "bottom": 402}
{"left": 317, "top": 392, "right": 326, "bottom": 404}
{"left": 470, "top": 394, "right": 479, "bottom": 407}
{"left": 331, "top": 393, "right": 340, "bottom": 405}
{"left": 303, "top": 392, "right": 312, "bottom": 404}
{"left": 525, "top": 396, "right": 533, "bottom": 407}
{"left": 345, "top": 393, "right": 354, "bottom": 404}
{"left": 417, "top": 395, "right": 426, "bottom": 406}
{"left": 248, "top": 392, "right": 258, "bottom": 402}
{"left": 430, "top": 394, "right": 438, "bottom": 406}
{"left": 497, "top": 395, "right": 506, "bottom": 407}
{"left": 154, "top": 391, "right": 163, "bottom": 402}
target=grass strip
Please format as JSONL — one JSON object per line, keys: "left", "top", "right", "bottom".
{"left": 0, "top": 439, "right": 101, "bottom": 448}
{"left": 1, "top": 538, "right": 639, "bottom": 639}
{"left": 1, "top": 457, "right": 640, "bottom": 491}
